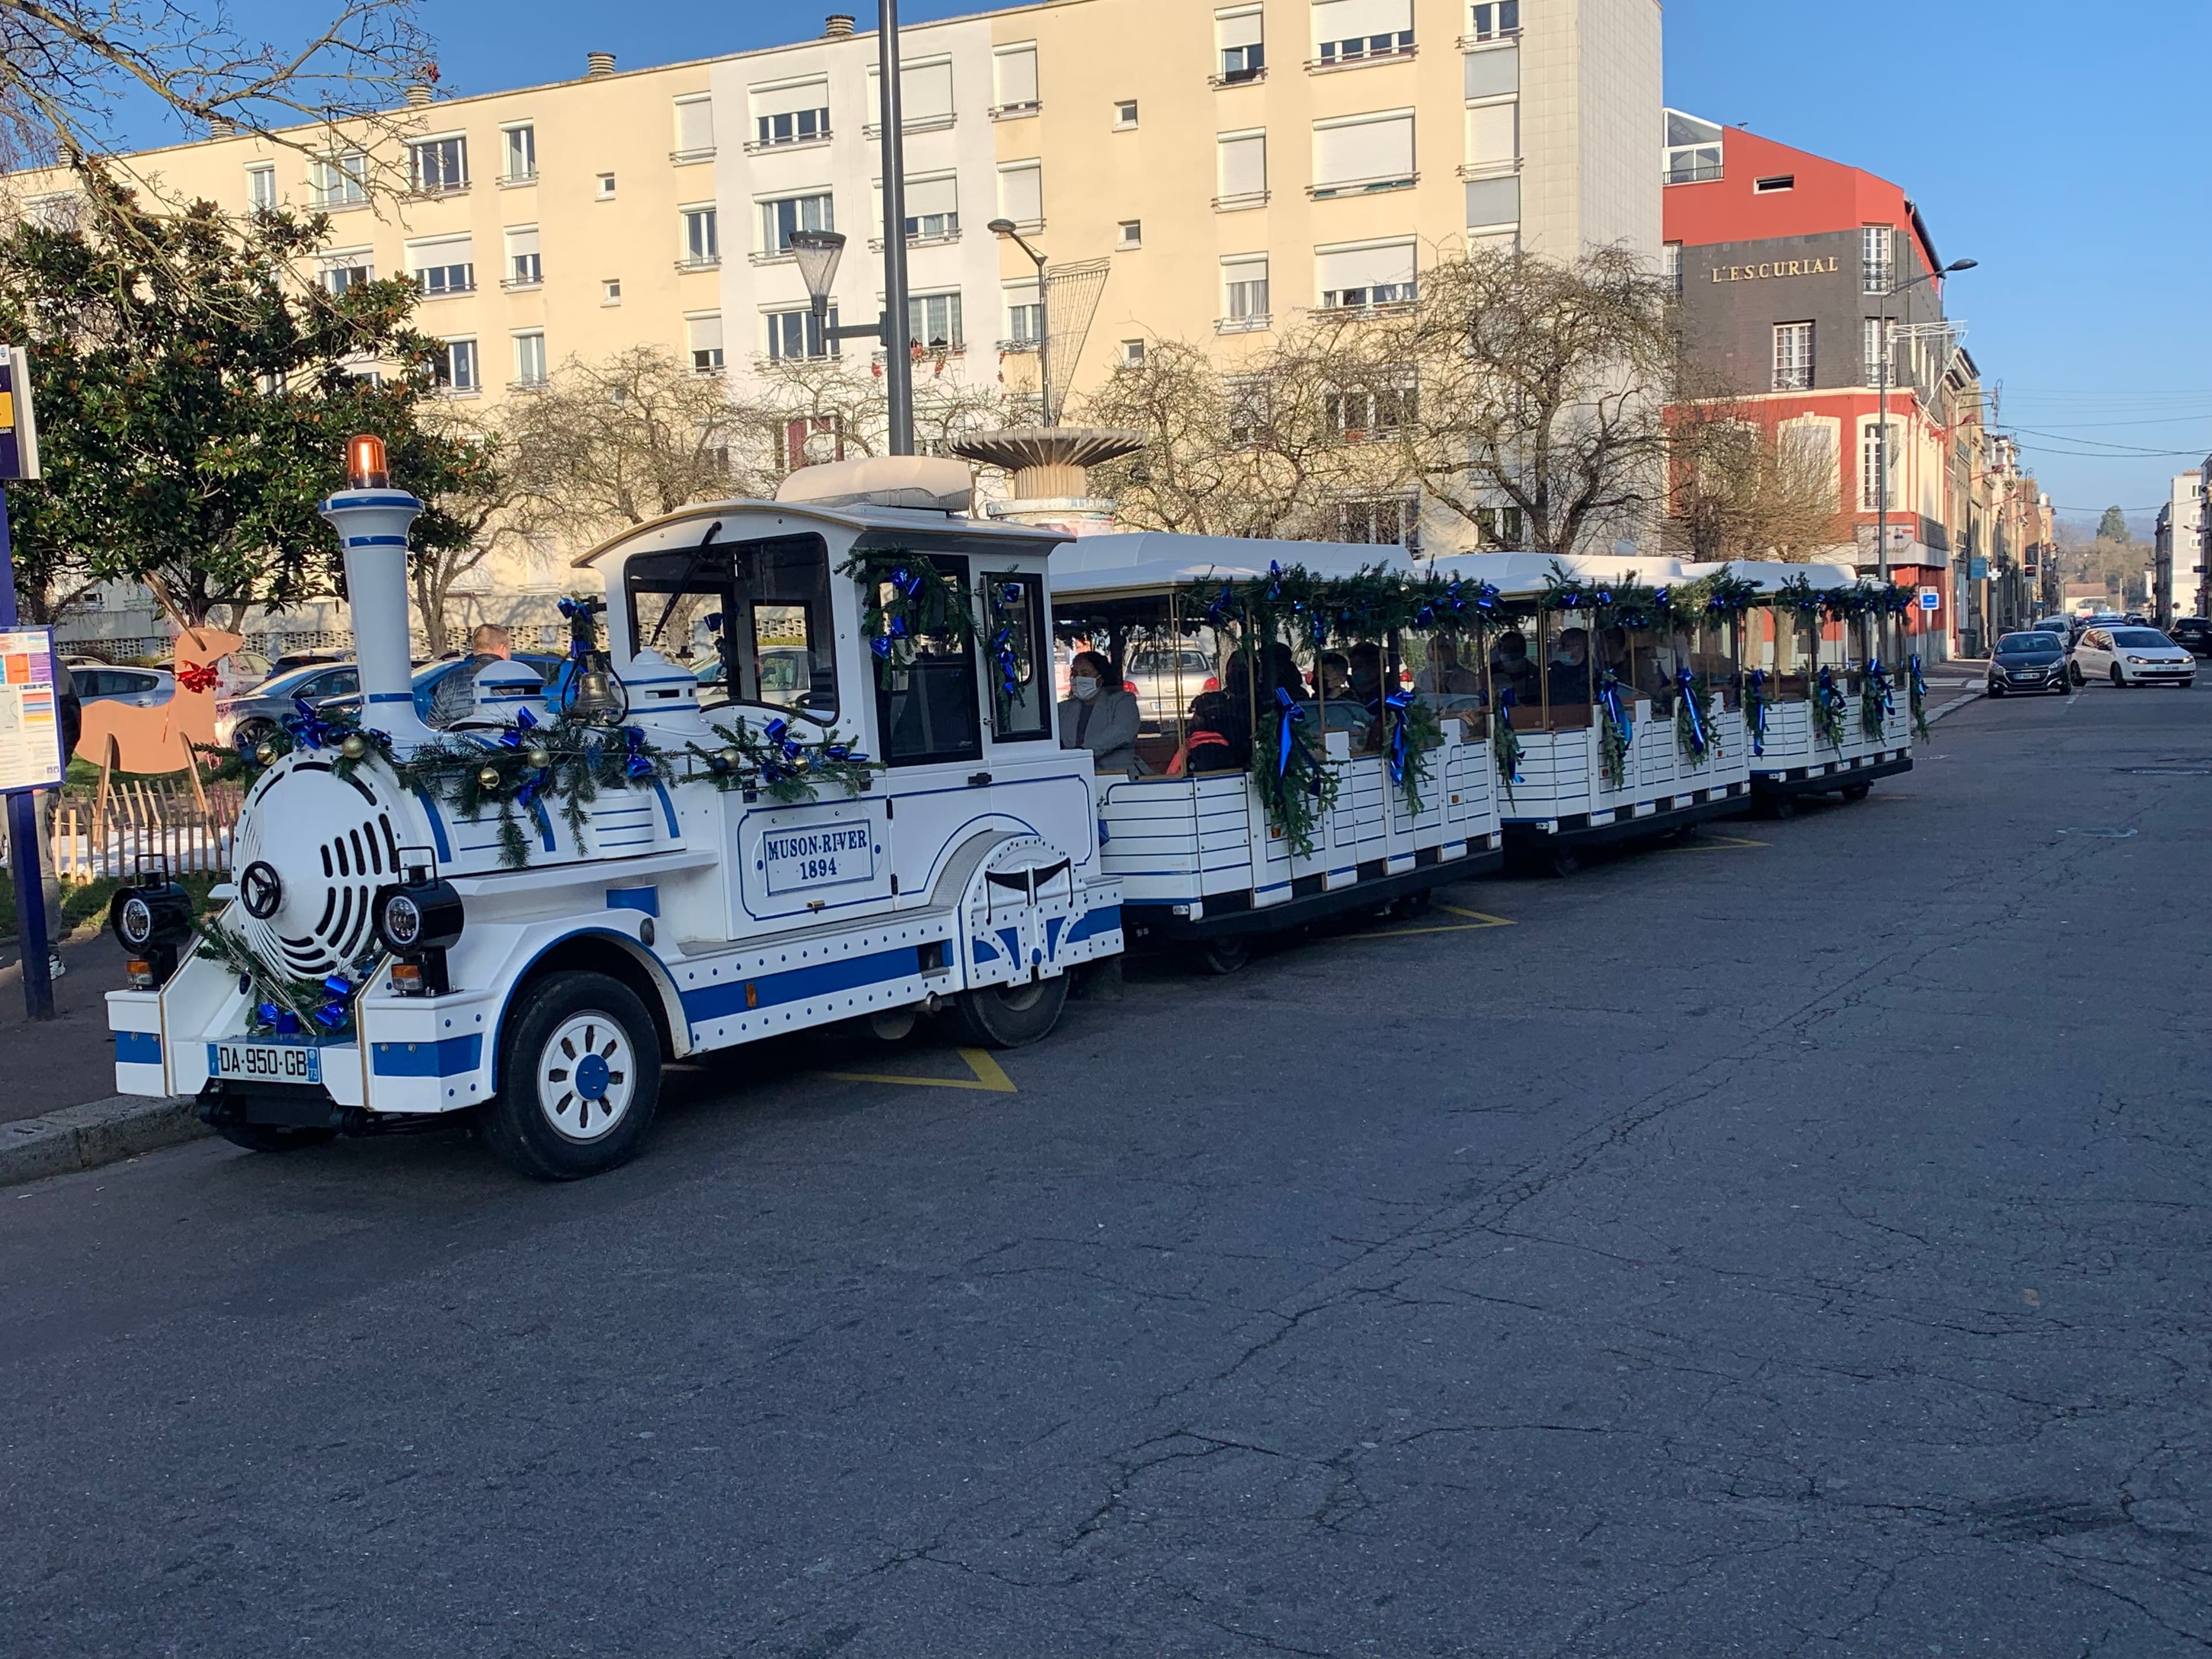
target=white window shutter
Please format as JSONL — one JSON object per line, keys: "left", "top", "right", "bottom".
{"left": 688, "top": 315, "right": 724, "bottom": 354}
{"left": 1464, "top": 45, "right": 1519, "bottom": 99}
{"left": 1218, "top": 134, "right": 1267, "bottom": 198}
{"left": 1464, "top": 176, "right": 1520, "bottom": 228}
{"left": 753, "top": 78, "right": 829, "bottom": 119}
{"left": 1218, "top": 8, "right": 1264, "bottom": 49}
{"left": 675, "top": 98, "right": 714, "bottom": 153}
{"left": 994, "top": 46, "right": 1038, "bottom": 107}
{"left": 904, "top": 60, "right": 955, "bottom": 120}
{"left": 1467, "top": 104, "right": 1517, "bottom": 166}
{"left": 906, "top": 175, "right": 958, "bottom": 218}
{"left": 1315, "top": 241, "right": 1415, "bottom": 295}
{"left": 998, "top": 163, "right": 1042, "bottom": 224}
{"left": 1314, "top": 113, "right": 1413, "bottom": 187}
{"left": 1312, "top": 0, "right": 1412, "bottom": 44}
{"left": 504, "top": 226, "right": 540, "bottom": 258}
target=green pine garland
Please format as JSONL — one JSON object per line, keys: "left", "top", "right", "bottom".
{"left": 1253, "top": 696, "right": 1339, "bottom": 858}
{"left": 687, "top": 718, "right": 883, "bottom": 803}
{"left": 1675, "top": 675, "right": 1718, "bottom": 765}
{"left": 1812, "top": 673, "right": 1849, "bottom": 751}
{"left": 1492, "top": 707, "right": 1524, "bottom": 803}
{"left": 392, "top": 716, "right": 674, "bottom": 869}
{"left": 839, "top": 548, "right": 976, "bottom": 685}
{"left": 1859, "top": 671, "right": 1889, "bottom": 741}
{"left": 191, "top": 915, "right": 372, "bottom": 1041}
{"left": 1390, "top": 697, "right": 1444, "bottom": 816}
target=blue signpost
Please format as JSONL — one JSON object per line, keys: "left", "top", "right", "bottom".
{"left": 1, "top": 344, "right": 59, "bottom": 1020}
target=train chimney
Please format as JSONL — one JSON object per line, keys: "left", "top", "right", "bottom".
{"left": 317, "top": 435, "right": 437, "bottom": 744}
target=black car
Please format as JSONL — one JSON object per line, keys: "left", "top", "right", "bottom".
{"left": 2168, "top": 616, "right": 2212, "bottom": 657}
{"left": 1987, "top": 631, "right": 2071, "bottom": 698}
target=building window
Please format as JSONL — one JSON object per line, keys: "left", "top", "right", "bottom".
{"left": 1317, "top": 240, "right": 1417, "bottom": 309}
{"left": 1121, "top": 339, "right": 1146, "bottom": 366}
{"left": 246, "top": 163, "right": 275, "bottom": 210}
{"left": 761, "top": 192, "right": 832, "bottom": 253}
{"left": 764, "top": 308, "right": 835, "bottom": 361}
{"left": 1312, "top": 110, "right": 1416, "bottom": 197}
{"left": 407, "top": 236, "right": 476, "bottom": 297}
{"left": 1863, "top": 225, "right": 1893, "bottom": 294}
{"left": 1863, "top": 316, "right": 1888, "bottom": 386}
{"left": 1661, "top": 242, "right": 1682, "bottom": 293}
{"left": 409, "top": 135, "right": 468, "bottom": 195}
{"left": 681, "top": 206, "right": 721, "bottom": 267}
{"left": 1004, "top": 282, "right": 1043, "bottom": 346}
{"left": 757, "top": 104, "right": 828, "bottom": 147}
{"left": 602, "top": 279, "right": 623, "bottom": 305}
{"left": 1340, "top": 498, "right": 1418, "bottom": 546}
{"left": 910, "top": 291, "right": 964, "bottom": 351}
{"left": 310, "top": 151, "right": 367, "bottom": 208}
{"left": 997, "top": 161, "right": 1042, "bottom": 229}
{"left": 1223, "top": 255, "right": 1270, "bottom": 326}
{"left": 678, "top": 313, "right": 724, "bottom": 373}
{"left": 1469, "top": 2, "right": 1520, "bottom": 40}
{"left": 1326, "top": 384, "right": 1415, "bottom": 441}
{"left": 1782, "top": 422, "right": 1840, "bottom": 507}
{"left": 1772, "top": 322, "right": 1813, "bottom": 392}
{"left": 503, "top": 124, "right": 536, "bottom": 183}
{"left": 868, "top": 58, "right": 957, "bottom": 130}
{"left": 505, "top": 226, "right": 541, "bottom": 287}
{"left": 1664, "top": 110, "right": 1724, "bottom": 184}
{"left": 320, "top": 253, "right": 372, "bottom": 296}
{"left": 1754, "top": 175, "right": 1795, "bottom": 194}
{"left": 903, "top": 176, "right": 960, "bottom": 241}
{"left": 1861, "top": 421, "right": 1899, "bottom": 510}
{"left": 513, "top": 331, "right": 547, "bottom": 387}
{"left": 1217, "top": 7, "right": 1266, "bottom": 82}
{"left": 1475, "top": 505, "right": 1525, "bottom": 548}
{"left": 1117, "top": 219, "right": 1143, "bottom": 249}
{"left": 673, "top": 95, "right": 715, "bottom": 161}
{"left": 597, "top": 173, "right": 617, "bottom": 199}
{"left": 991, "top": 44, "right": 1040, "bottom": 115}
{"left": 434, "top": 339, "right": 479, "bottom": 393}
{"left": 1217, "top": 131, "right": 1268, "bottom": 207}
{"left": 1313, "top": 0, "right": 1415, "bottom": 65}
{"left": 1115, "top": 100, "right": 1139, "bottom": 128}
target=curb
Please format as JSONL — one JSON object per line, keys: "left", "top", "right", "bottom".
{"left": 0, "top": 1095, "right": 206, "bottom": 1190}
{"left": 1925, "top": 690, "right": 1983, "bottom": 726}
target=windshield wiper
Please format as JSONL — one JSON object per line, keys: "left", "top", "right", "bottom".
{"left": 646, "top": 521, "right": 724, "bottom": 649}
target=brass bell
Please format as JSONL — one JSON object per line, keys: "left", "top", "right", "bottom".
{"left": 339, "top": 733, "right": 369, "bottom": 760}
{"left": 525, "top": 747, "right": 553, "bottom": 770}
{"left": 477, "top": 765, "right": 502, "bottom": 790}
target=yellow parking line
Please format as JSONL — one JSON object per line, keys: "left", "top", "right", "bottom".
{"left": 1353, "top": 903, "right": 1518, "bottom": 940}
{"left": 816, "top": 1047, "right": 1018, "bottom": 1093}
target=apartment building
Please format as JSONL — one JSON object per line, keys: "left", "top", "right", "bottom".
{"left": 2154, "top": 471, "right": 2205, "bottom": 626}
{"left": 5, "top": 0, "right": 1663, "bottom": 630}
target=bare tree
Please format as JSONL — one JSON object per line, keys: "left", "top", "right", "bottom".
{"left": 1385, "top": 245, "right": 1674, "bottom": 556}
{"left": 0, "top": 0, "right": 431, "bottom": 173}
{"left": 1665, "top": 396, "right": 1857, "bottom": 563}
{"left": 738, "top": 351, "right": 1013, "bottom": 476}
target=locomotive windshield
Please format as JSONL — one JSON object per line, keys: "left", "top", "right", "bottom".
{"left": 626, "top": 532, "right": 839, "bottom": 722}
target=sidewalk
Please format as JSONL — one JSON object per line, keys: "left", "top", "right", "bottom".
{"left": 0, "top": 927, "right": 136, "bottom": 1127}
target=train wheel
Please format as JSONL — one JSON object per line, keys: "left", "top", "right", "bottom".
{"left": 1766, "top": 796, "right": 1798, "bottom": 821}
{"left": 946, "top": 974, "right": 1070, "bottom": 1048}
{"left": 214, "top": 1124, "right": 336, "bottom": 1154}
{"left": 1195, "top": 936, "right": 1252, "bottom": 976}
{"left": 1547, "top": 847, "right": 1582, "bottom": 878}
{"left": 1840, "top": 782, "right": 1872, "bottom": 802}
{"left": 484, "top": 971, "right": 661, "bottom": 1181}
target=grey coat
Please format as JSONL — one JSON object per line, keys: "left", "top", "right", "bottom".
{"left": 1059, "top": 687, "right": 1142, "bottom": 775}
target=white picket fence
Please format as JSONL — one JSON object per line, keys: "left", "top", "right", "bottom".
{"left": 0, "top": 782, "right": 244, "bottom": 884}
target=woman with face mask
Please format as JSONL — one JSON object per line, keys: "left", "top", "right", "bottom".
{"left": 1059, "top": 649, "right": 1145, "bottom": 776}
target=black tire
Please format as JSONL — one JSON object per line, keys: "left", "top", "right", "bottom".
{"left": 233, "top": 718, "right": 280, "bottom": 751}
{"left": 2111, "top": 665, "right": 2126, "bottom": 688}
{"left": 2069, "top": 662, "right": 2085, "bottom": 685}
{"left": 1547, "top": 847, "right": 1582, "bottom": 879}
{"left": 2056, "top": 679, "right": 2072, "bottom": 696}
{"left": 1987, "top": 685, "right": 2005, "bottom": 699}
{"left": 1840, "top": 782, "right": 1872, "bottom": 802}
{"left": 483, "top": 971, "right": 661, "bottom": 1180}
{"left": 1767, "top": 796, "right": 1798, "bottom": 821}
{"left": 215, "top": 1123, "right": 336, "bottom": 1154}
{"left": 1194, "top": 935, "right": 1252, "bottom": 976}
{"left": 944, "top": 972, "right": 1071, "bottom": 1048}
{"left": 1390, "top": 888, "right": 1437, "bottom": 920}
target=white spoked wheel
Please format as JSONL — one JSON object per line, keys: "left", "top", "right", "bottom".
{"left": 485, "top": 970, "right": 662, "bottom": 1180}
{"left": 537, "top": 1012, "right": 636, "bottom": 1142}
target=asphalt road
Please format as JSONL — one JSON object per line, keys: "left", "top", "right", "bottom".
{"left": 4, "top": 678, "right": 2207, "bottom": 1657}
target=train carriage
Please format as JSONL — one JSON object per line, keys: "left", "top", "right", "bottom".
{"left": 104, "top": 450, "right": 1123, "bottom": 1178}
{"left": 1050, "top": 535, "right": 1505, "bottom": 968}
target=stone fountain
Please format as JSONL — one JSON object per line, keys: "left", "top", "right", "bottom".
{"left": 950, "top": 426, "right": 1145, "bottom": 537}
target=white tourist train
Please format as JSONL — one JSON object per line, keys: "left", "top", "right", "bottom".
{"left": 99, "top": 442, "right": 1924, "bottom": 1180}
{"left": 104, "top": 445, "right": 1124, "bottom": 1178}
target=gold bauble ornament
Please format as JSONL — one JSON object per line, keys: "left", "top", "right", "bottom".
{"left": 339, "top": 733, "right": 369, "bottom": 760}
{"left": 477, "top": 766, "right": 502, "bottom": 790}
{"left": 254, "top": 742, "right": 277, "bottom": 766}
{"left": 718, "top": 747, "right": 742, "bottom": 770}
{"left": 525, "top": 747, "right": 553, "bottom": 770}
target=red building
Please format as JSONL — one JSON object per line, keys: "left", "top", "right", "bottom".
{"left": 1663, "top": 114, "right": 1985, "bottom": 655}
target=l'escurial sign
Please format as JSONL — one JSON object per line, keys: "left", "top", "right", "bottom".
{"left": 762, "top": 819, "right": 877, "bottom": 894}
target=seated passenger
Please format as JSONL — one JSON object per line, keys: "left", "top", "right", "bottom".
{"left": 1171, "top": 688, "right": 1248, "bottom": 775}
{"left": 1315, "top": 653, "right": 1353, "bottom": 702}
{"left": 1348, "top": 642, "right": 1387, "bottom": 714}
{"left": 1415, "top": 638, "right": 1483, "bottom": 697}
{"left": 1548, "top": 628, "right": 1594, "bottom": 705}
{"left": 1264, "top": 642, "right": 1311, "bottom": 701}
{"left": 1597, "top": 626, "right": 1634, "bottom": 685}
{"left": 1059, "top": 650, "right": 1145, "bottom": 776}
{"left": 1490, "top": 631, "right": 1540, "bottom": 707}
{"left": 429, "top": 623, "right": 514, "bottom": 728}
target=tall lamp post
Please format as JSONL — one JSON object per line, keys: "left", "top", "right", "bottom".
{"left": 1875, "top": 255, "right": 1976, "bottom": 588}
{"left": 987, "top": 219, "right": 1053, "bottom": 426}
{"left": 786, "top": 1, "right": 916, "bottom": 454}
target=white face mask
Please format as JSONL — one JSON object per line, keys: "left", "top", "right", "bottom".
{"left": 1070, "top": 676, "right": 1100, "bottom": 702}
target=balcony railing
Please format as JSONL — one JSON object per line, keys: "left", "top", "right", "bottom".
{"left": 1213, "top": 190, "right": 1270, "bottom": 212}
{"left": 1308, "top": 173, "right": 1418, "bottom": 201}
{"left": 743, "top": 131, "right": 832, "bottom": 154}
{"left": 988, "top": 100, "right": 1041, "bottom": 120}
{"left": 669, "top": 146, "right": 717, "bottom": 165}
{"left": 674, "top": 255, "right": 723, "bottom": 272}
{"left": 1307, "top": 39, "right": 1416, "bottom": 72}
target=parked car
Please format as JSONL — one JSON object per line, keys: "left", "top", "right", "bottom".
{"left": 2070, "top": 626, "right": 2196, "bottom": 688}
{"left": 214, "top": 661, "right": 361, "bottom": 749}
{"left": 315, "top": 652, "right": 568, "bottom": 727}
{"left": 2167, "top": 616, "right": 2212, "bottom": 657}
{"left": 66, "top": 662, "right": 176, "bottom": 709}
{"left": 1986, "top": 632, "right": 2071, "bottom": 698}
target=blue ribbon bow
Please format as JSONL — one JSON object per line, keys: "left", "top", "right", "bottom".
{"left": 1869, "top": 657, "right": 1895, "bottom": 715}
{"left": 495, "top": 705, "right": 538, "bottom": 750}
{"left": 1384, "top": 690, "right": 1414, "bottom": 784}
{"left": 1747, "top": 669, "right": 1768, "bottom": 756}
{"left": 622, "top": 728, "right": 654, "bottom": 779}
{"left": 1598, "top": 671, "right": 1634, "bottom": 747}
{"left": 1497, "top": 687, "right": 1523, "bottom": 783}
{"left": 1676, "top": 669, "right": 1709, "bottom": 757}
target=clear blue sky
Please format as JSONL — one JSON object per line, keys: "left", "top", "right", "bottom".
{"left": 123, "top": 0, "right": 2212, "bottom": 531}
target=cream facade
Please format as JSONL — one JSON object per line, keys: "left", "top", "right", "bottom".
{"left": 6, "top": 0, "right": 1663, "bottom": 642}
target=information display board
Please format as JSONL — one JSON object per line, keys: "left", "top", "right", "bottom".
{"left": 0, "top": 627, "right": 66, "bottom": 792}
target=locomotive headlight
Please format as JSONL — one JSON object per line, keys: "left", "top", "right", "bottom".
{"left": 370, "top": 870, "right": 464, "bottom": 995}
{"left": 109, "top": 878, "right": 194, "bottom": 986}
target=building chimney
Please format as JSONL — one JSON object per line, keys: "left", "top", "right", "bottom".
{"left": 585, "top": 50, "right": 616, "bottom": 78}
{"left": 824, "top": 14, "right": 856, "bottom": 37}
{"left": 404, "top": 83, "right": 433, "bottom": 108}
{"left": 207, "top": 114, "right": 237, "bottom": 138}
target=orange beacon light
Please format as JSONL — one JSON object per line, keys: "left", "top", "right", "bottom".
{"left": 346, "top": 433, "right": 389, "bottom": 490}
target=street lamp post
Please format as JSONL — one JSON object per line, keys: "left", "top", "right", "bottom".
{"left": 1876, "top": 255, "right": 1976, "bottom": 590}
{"left": 783, "top": 1, "right": 917, "bottom": 455}
{"left": 987, "top": 218, "right": 1052, "bottom": 426}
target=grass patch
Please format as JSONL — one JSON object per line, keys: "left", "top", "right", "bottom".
{"left": 1, "top": 870, "right": 224, "bottom": 944}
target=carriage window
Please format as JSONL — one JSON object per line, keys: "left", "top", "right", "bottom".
{"left": 985, "top": 573, "right": 1051, "bottom": 741}
{"left": 624, "top": 532, "right": 838, "bottom": 721}
{"left": 876, "top": 554, "right": 983, "bottom": 766}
